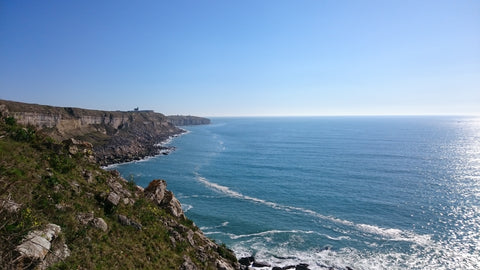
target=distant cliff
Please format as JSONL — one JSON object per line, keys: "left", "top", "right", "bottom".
{"left": 167, "top": 115, "right": 211, "bottom": 126}
{"left": 0, "top": 100, "right": 209, "bottom": 166}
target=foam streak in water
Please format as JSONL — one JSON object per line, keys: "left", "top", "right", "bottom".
{"left": 194, "top": 172, "right": 431, "bottom": 245}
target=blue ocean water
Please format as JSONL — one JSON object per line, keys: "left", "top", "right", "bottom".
{"left": 109, "top": 117, "right": 480, "bottom": 269}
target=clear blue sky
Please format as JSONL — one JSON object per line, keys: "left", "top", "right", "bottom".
{"left": 1, "top": 0, "right": 479, "bottom": 116}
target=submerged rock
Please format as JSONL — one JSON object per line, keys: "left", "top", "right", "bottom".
{"left": 238, "top": 256, "right": 254, "bottom": 266}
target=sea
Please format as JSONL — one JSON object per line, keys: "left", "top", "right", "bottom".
{"left": 107, "top": 116, "right": 480, "bottom": 270}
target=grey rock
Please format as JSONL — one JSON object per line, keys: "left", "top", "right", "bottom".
{"left": 144, "top": 179, "right": 167, "bottom": 203}
{"left": 295, "top": 264, "right": 310, "bottom": 270}
{"left": 40, "top": 242, "right": 71, "bottom": 270}
{"left": 107, "top": 192, "right": 120, "bottom": 206}
{"left": 76, "top": 212, "right": 94, "bottom": 225}
{"left": 180, "top": 255, "right": 197, "bottom": 270}
{"left": 16, "top": 224, "right": 61, "bottom": 260}
{"left": 144, "top": 179, "right": 185, "bottom": 219}
{"left": 187, "top": 229, "right": 195, "bottom": 246}
{"left": 92, "top": 217, "right": 108, "bottom": 232}
{"left": 83, "top": 170, "right": 94, "bottom": 183}
{"left": 1, "top": 199, "right": 21, "bottom": 213}
{"left": 117, "top": 214, "right": 142, "bottom": 230}
{"left": 71, "top": 181, "right": 81, "bottom": 194}
{"left": 216, "top": 259, "right": 236, "bottom": 270}
{"left": 238, "top": 257, "right": 254, "bottom": 266}
{"left": 252, "top": 261, "right": 271, "bottom": 267}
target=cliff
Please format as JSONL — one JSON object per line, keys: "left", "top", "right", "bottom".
{"left": 0, "top": 114, "right": 239, "bottom": 269}
{"left": 0, "top": 100, "right": 209, "bottom": 166}
{"left": 167, "top": 115, "right": 211, "bottom": 126}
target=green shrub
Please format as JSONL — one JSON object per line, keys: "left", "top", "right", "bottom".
{"left": 5, "top": 116, "right": 16, "bottom": 126}
{"left": 48, "top": 153, "right": 75, "bottom": 173}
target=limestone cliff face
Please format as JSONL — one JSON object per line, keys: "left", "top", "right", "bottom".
{"left": 0, "top": 100, "right": 189, "bottom": 165}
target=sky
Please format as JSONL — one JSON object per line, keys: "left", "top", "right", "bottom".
{"left": 1, "top": 0, "right": 479, "bottom": 116}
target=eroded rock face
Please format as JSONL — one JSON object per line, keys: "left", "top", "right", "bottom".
{"left": 144, "top": 179, "right": 185, "bottom": 219}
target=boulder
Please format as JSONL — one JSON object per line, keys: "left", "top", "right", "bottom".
{"left": 164, "top": 190, "right": 185, "bottom": 218}
{"left": 238, "top": 256, "right": 254, "bottom": 266}
{"left": 295, "top": 264, "right": 310, "bottom": 270}
{"left": 186, "top": 229, "right": 195, "bottom": 246}
{"left": 16, "top": 224, "right": 61, "bottom": 260}
{"left": 216, "top": 259, "right": 236, "bottom": 270}
{"left": 117, "top": 214, "right": 142, "bottom": 230}
{"left": 92, "top": 217, "right": 108, "bottom": 232}
{"left": 76, "top": 212, "right": 94, "bottom": 225}
{"left": 107, "top": 192, "right": 120, "bottom": 206}
{"left": 83, "top": 170, "right": 94, "bottom": 183}
{"left": 180, "top": 255, "right": 197, "bottom": 270}
{"left": 1, "top": 199, "right": 21, "bottom": 213}
{"left": 40, "top": 242, "right": 71, "bottom": 270}
{"left": 252, "top": 261, "right": 271, "bottom": 267}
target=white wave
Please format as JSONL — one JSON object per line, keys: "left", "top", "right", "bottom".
{"left": 205, "top": 228, "right": 350, "bottom": 243}
{"left": 231, "top": 242, "right": 480, "bottom": 270}
{"left": 200, "top": 221, "right": 230, "bottom": 231}
{"left": 194, "top": 172, "right": 431, "bottom": 246}
{"left": 102, "top": 154, "right": 158, "bottom": 169}
{"left": 154, "top": 129, "right": 190, "bottom": 147}
{"left": 182, "top": 204, "right": 193, "bottom": 213}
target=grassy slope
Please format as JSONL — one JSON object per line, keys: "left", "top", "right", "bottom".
{"left": 0, "top": 116, "right": 236, "bottom": 269}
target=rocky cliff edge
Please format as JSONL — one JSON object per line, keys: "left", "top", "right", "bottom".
{"left": 0, "top": 100, "right": 210, "bottom": 166}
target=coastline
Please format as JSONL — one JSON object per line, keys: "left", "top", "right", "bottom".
{"left": 102, "top": 128, "right": 190, "bottom": 170}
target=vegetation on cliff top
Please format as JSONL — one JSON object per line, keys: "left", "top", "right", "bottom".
{"left": 0, "top": 114, "right": 237, "bottom": 269}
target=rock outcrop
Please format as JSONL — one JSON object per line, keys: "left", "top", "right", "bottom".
{"left": 144, "top": 179, "right": 186, "bottom": 219}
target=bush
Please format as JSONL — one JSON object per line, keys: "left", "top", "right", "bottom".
{"left": 5, "top": 116, "right": 16, "bottom": 126}
{"left": 48, "top": 153, "right": 75, "bottom": 173}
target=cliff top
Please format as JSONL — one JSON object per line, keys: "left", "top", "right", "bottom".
{"left": 0, "top": 99, "right": 163, "bottom": 118}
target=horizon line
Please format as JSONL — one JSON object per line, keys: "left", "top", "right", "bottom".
{"left": 204, "top": 114, "right": 480, "bottom": 118}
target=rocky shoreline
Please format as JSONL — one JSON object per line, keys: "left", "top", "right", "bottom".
{"left": 237, "top": 255, "right": 355, "bottom": 270}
